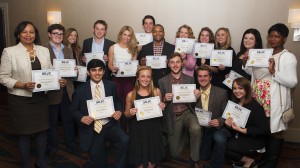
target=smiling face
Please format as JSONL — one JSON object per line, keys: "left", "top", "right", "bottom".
{"left": 243, "top": 33, "right": 256, "bottom": 49}
{"left": 121, "top": 30, "right": 131, "bottom": 44}
{"left": 179, "top": 27, "right": 189, "bottom": 38}
{"left": 267, "top": 31, "right": 286, "bottom": 49}
{"left": 199, "top": 30, "right": 210, "bottom": 43}
{"left": 93, "top": 23, "right": 107, "bottom": 40}
{"left": 216, "top": 29, "right": 228, "bottom": 45}
{"left": 88, "top": 67, "right": 104, "bottom": 84}
{"left": 67, "top": 31, "right": 78, "bottom": 44}
{"left": 137, "top": 69, "right": 152, "bottom": 87}
{"left": 232, "top": 81, "right": 246, "bottom": 101}
{"left": 152, "top": 25, "right": 165, "bottom": 42}
{"left": 197, "top": 70, "right": 212, "bottom": 89}
{"left": 48, "top": 29, "right": 63, "bottom": 45}
{"left": 143, "top": 18, "right": 154, "bottom": 33}
{"left": 19, "top": 24, "right": 35, "bottom": 46}
{"left": 168, "top": 55, "right": 183, "bottom": 75}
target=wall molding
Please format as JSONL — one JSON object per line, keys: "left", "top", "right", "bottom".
{"left": 0, "top": 3, "right": 9, "bottom": 46}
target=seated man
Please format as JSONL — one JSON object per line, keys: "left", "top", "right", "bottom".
{"left": 71, "top": 59, "right": 128, "bottom": 168}
{"left": 195, "top": 66, "right": 229, "bottom": 168}
{"left": 158, "top": 52, "right": 201, "bottom": 168}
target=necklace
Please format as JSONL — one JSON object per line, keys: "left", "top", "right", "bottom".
{"left": 28, "top": 49, "right": 37, "bottom": 62}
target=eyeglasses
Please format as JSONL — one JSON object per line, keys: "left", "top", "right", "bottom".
{"left": 51, "top": 32, "right": 64, "bottom": 37}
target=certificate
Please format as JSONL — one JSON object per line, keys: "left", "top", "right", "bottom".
{"left": 246, "top": 49, "right": 273, "bottom": 67}
{"left": 115, "top": 60, "right": 138, "bottom": 77}
{"left": 210, "top": 50, "right": 233, "bottom": 67}
{"left": 32, "top": 70, "right": 60, "bottom": 92}
{"left": 222, "top": 100, "right": 251, "bottom": 128}
{"left": 172, "top": 84, "right": 196, "bottom": 103}
{"left": 87, "top": 96, "right": 115, "bottom": 120}
{"left": 84, "top": 52, "right": 105, "bottom": 65}
{"left": 174, "top": 38, "right": 196, "bottom": 54}
{"left": 134, "top": 96, "right": 162, "bottom": 121}
{"left": 53, "top": 59, "right": 77, "bottom": 77}
{"left": 135, "top": 33, "right": 153, "bottom": 45}
{"left": 222, "top": 70, "right": 242, "bottom": 89}
{"left": 192, "top": 43, "right": 214, "bottom": 59}
{"left": 76, "top": 66, "right": 87, "bottom": 82}
{"left": 195, "top": 107, "right": 212, "bottom": 127}
{"left": 146, "top": 55, "right": 167, "bottom": 69}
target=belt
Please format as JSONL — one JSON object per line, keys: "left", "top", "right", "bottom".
{"left": 173, "top": 112, "right": 184, "bottom": 117}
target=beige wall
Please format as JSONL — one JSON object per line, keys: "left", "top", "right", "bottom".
{"left": 1, "top": 0, "right": 300, "bottom": 142}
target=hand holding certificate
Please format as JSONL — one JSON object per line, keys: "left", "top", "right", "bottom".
{"left": 53, "top": 59, "right": 77, "bottom": 77}
{"left": 135, "top": 33, "right": 153, "bottom": 46}
{"left": 172, "top": 84, "right": 196, "bottom": 103}
{"left": 115, "top": 60, "right": 138, "bottom": 77}
{"left": 195, "top": 107, "right": 212, "bottom": 126}
{"left": 146, "top": 55, "right": 167, "bottom": 69}
{"left": 87, "top": 96, "right": 115, "bottom": 120}
{"left": 210, "top": 50, "right": 233, "bottom": 67}
{"left": 134, "top": 96, "right": 162, "bottom": 121}
{"left": 76, "top": 66, "right": 87, "bottom": 82}
{"left": 246, "top": 49, "right": 273, "bottom": 67}
{"left": 85, "top": 52, "right": 105, "bottom": 65}
{"left": 222, "top": 100, "right": 251, "bottom": 128}
{"left": 222, "top": 70, "right": 242, "bottom": 89}
{"left": 32, "top": 70, "right": 60, "bottom": 92}
{"left": 192, "top": 43, "right": 214, "bottom": 59}
{"left": 175, "top": 38, "right": 196, "bottom": 54}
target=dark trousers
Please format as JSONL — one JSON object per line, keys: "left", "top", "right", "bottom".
{"left": 88, "top": 122, "right": 128, "bottom": 168}
{"left": 200, "top": 128, "right": 228, "bottom": 168}
{"left": 47, "top": 89, "right": 76, "bottom": 153}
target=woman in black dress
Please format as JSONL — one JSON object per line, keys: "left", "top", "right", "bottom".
{"left": 125, "top": 66, "right": 166, "bottom": 168}
{"left": 0, "top": 21, "right": 53, "bottom": 168}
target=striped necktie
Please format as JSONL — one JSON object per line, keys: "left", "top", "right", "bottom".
{"left": 201, "top": 91, "right": 208, "bottom": 111}
{"left": 94, "top": 84, "right": 102, "bottom": 133}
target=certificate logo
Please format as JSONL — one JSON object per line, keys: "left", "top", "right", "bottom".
{"left": 121, "top": 71, "right": 124, "bottom": 75}
{"left": 226, "top": 112, "right": 231, "bottom": 118}
{"left": 177, "top": 48, "right": 181, "bottom": 51}
{"left": 226, "top": 80, "right": 231, "bottom": 84}
{"left": 250, "top": 60, "right": 255, "bottom": 64}
{"left": 36, "top": 83, "right": 42, "bottom": 88}
{"left": 140, "top": 111, "right": 144, "bottom": 116}
{"left": 176, "top": 96, "right": 180, "bottom": 100}
{"left": 195, "top": 53, "right": 199, "bottom": 56}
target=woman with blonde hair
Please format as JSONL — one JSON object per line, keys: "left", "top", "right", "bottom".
{"left": 108, "top": 26, "right": 138, "bottom": 131}
{"left": 125, "top": 66, "right": 165, "bottom": 168}
{"left": 175, "top": 24, "right": 196, "bottom": 77}
{"left": 63, "top": 28, "right": 82, "bottom": 65}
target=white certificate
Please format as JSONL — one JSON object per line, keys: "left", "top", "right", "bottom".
{"left": 172, "top": 84, "right": 196, "bottom": 103}
{"left": 32, "top": 70, "right": 60, "bottom": 92}
{"left": 222, "top": 70, "right": 242, "bottom": 89}
{"left": 146, "top": 55, "right": 167, "bottom": 69}
{"left": 222, "top": 100, "right": 251, "bottom": 128}
{"left": 87, "top": 96, "right": 115, "bottom": 120}
{"left": 174, "top": 38, "right": 196, "bottom": 54}
{"left": 246, "top": 49, "right": 273, "bottom": 67}
{"left": 76, "top": 66, "right": 87, "bottom": 82}
{"left": 134, "top": 96, "right": 162, "bottom": 121}
{"left": 53, "top": 59, "right": 77, "bottom": 77}
{"left": 195, "top": 107, "right": 212, "bottom": 127}
{"left": 193, "top": 43, "right": 214, "bottom": 59}
{"left": 135, "top": 33, "right": 153, "bottom": 45}
{"left": 210, "top": 50, "right": 233, "bottom": 67}
{"left": 115, "top": 60, "right": 138, "bottom": 77}
{"left": 84, "top": 52, "right": 105, "bottom": 65}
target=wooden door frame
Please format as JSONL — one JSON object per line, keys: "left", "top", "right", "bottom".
{"left": 0, "top": 3, "right": 9, "bottom": 47}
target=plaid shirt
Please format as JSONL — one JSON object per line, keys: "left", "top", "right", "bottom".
{"left": 153, "top": 39, "right": 164, "bottom": 56}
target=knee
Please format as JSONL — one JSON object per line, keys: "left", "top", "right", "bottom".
{"left": 189, "top": 124, "right": 201, "bottom": 136}
{"left": 213, "top": 131, "right": 227, "bottom": 144}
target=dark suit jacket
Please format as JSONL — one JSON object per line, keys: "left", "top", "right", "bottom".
{"left": 81, "top": 38, "right": 115, "bottom": 80}
{"left": 138, "top": 40, "right": 175, "bottom": 87}
{"left": 71, "top": 80, "right": 121, "bottom": 151}
{"left": 196, "top": 85, "right": 228, "bottom": 128}
{"left": 45, "top": 42, "right": 74, "bottom": 105}
{"left": 158, "top": 73, "right": 195, "bottom": 135}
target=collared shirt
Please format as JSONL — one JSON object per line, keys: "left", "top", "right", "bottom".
{"left": 92, "top": 37, "right": 104, "bottom": 53}
{"left": 50, "top": 42, "right": 65, "bottom": 59}
{"left": 170, "top": 73, "right": 189, "bottom": 113}
{"left": 153, "top": 39, "right": 164, "bottom": 56}
{"left": 200, "top": 84, "right": 211, "bottom": 111}
{"left": 90, "top": 80, "right": 109, "bottom": 124}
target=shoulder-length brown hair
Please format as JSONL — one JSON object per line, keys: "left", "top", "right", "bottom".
{"left": 197, "top": 27, "right": 215, "bottom": 43}
{"left": 130, "top": 66, "right": 155, "bottom": 103}
{"left": 215, "top": 27, "right": 232, "bottom": 49}
{"left": 63, "top": 28, "right": 82, "bottom": 64}
{"left": 117, "top": 26, "right": 138, "bottom": 57}
{"left": 232, "top": 77, "right": 252, "bottom": 105}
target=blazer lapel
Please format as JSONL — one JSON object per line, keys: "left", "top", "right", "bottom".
{"left": 208, "top": 86, "right": 216, "bottom": 112}
{"left": 85, "top": 80, "right": 93, "bottom": 100}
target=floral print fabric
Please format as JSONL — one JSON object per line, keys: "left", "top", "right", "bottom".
{"left": 252, "top": 79, "right": 271, "bottom": 117}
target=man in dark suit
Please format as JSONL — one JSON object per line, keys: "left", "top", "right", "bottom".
{"left": 139, "top": 24, "right": 175, "bottom": 87}
{"left": 158, "top": 53, "right": 201, "bottom": 168}
{"left": 71, "top": 59, "right": 128, "bottom": 168}
{"left": 81, "top": 20, "right": 115, "bottom": 80}
{"left": 45, "top": 24, "right": 77, "bottom": 158}
{"left": 195, "top": 66, "right": 229, "bottom": 168}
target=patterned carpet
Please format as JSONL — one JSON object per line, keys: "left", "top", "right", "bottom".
{"left": 0, "top": 106, "right": 300, "bottom": 168}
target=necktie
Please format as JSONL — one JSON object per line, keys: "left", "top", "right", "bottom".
{"left": 201, "top": 91, "right": 208, "bottom": 111}
{"left": 94, "top": 84, "right": 102, "bottom": 133}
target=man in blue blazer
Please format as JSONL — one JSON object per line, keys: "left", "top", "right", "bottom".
{"left": 138, "top": 24, "right": 175, "bottom": 87}
{"left": 81, "top": 20, "right": 115, "bottom": 80}
{"left": 71, "top": 59, "right": 128, "bottom": 168}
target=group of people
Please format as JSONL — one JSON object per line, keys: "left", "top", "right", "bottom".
{"left": 0, "top": 14, "right": 297, "bottom": 168}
